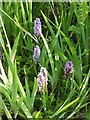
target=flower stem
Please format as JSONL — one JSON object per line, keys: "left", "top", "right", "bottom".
{"left": 43, "top": 91, "right": 46, "bottom": 112}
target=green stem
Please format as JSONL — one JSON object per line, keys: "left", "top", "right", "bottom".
{"left": 43, "top": 91, "right": 46, "bottom": 112}
{"left": 40, "top": 33, "right": 54, "bottom": 88}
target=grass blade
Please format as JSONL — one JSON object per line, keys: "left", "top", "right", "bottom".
{"left": 30, "top": 77, "right": 37, "bottom": 111}
{"left": 0, "top": 60, "right": 8, "bottom": 84}
{"left": 0, "top": 14, "right": 11, "bottom": 53}
{"left": 0, "top": 96, "right": 12, "bottom": 119}
{"left": 51, "top": 98, "right": 79, "bottom": 118}
{"left": 11, "top": 32, "right": 20, "bottom": 63}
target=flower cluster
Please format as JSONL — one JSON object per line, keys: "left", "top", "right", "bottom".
{"left": 64, "top": 61, "right": 73, "bottom": 79}
{"left": 34, "top": 18, "right": 41, "bottom": 36}
{"left": 33, "top": 45, "right": 40, "bottom": 62}
{"left": 33, "top": 18, "right": 73, "bottom": 86}
{"left": 37, "top": 67, "right": 48, "bottom": 92}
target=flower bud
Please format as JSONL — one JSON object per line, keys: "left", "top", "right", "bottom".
{"left": 37, "top": 67, "right": 48, "bottom": 92}
{"left": 33, "top": 45, "right": 40, "bottom": 62}
{"left": 34, "top": 18, "right": 41, "bottom": 36}
{"left": 64, "top": 61, "right": 73, "bottom": 79}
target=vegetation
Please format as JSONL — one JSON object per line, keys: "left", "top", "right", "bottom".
{"left": 0, "top": 1, "right": 90, "bottom": 119}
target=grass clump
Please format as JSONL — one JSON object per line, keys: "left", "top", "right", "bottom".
{"left": 0, "top": 1, "right": 90, "bottom": 119}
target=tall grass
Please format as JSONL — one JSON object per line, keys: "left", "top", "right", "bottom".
{"left": 0, "top": 1, "right": 90, "bottom": 119}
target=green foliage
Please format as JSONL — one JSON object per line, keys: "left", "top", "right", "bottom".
{"left": 0, "top": 1, "right": 90, "bottom": 119}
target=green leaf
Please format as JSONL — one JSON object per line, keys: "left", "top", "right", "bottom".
{"left": 30, "top": 77, "right": 38, "bottom": 111}
{"left": 41, "top": 10, "right": 55, "bottom": 39}
{"left": 0, "top": 60, "right": 8, "bottom": 84}
{"left": 0, "top": 96, "right": 12, "bottom": 119}
{"left": 11, "top": 32, "right": 20, "bottom": 63}
{"left": 12, "top": 60, "right": 18, "bottom": 116}
{"left": 20, "top": 102, "right": 33, "bottom": 118}
{"left": 51, "top": 98, "right": 79, "bottom": 118}
{"left": 0, "top": 8, "right": 38, "bottom": 43}
{"left": 0, "top": 15, "right": 11, "bottom": 53}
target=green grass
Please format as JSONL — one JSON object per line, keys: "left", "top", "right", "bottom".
{"left": 0, "top": 1, "right": 90, "bottom": 119}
